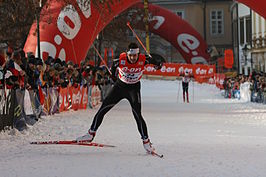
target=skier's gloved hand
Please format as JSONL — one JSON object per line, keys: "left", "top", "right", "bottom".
{"left": 154, "top": 62, "right": 163, "bottom": 70}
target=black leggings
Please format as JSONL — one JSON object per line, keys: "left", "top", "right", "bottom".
{"left": 182, "top": 82, "right": 189, "bottom": 94}
{"left": 90, "top": 80, "right": 149, "bottom": 140}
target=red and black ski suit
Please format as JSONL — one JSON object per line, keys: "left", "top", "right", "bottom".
{"left": 90, "top": 52, "right": 161, "bottom": 140}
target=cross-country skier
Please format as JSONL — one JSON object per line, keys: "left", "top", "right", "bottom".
{"left": 181, "top": 70, "right": 192, "bottom": 103}
{"left": 76, "top": 42, "right": 162, "bottom": 154}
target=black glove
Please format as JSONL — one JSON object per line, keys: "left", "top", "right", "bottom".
{"left": 154, "top": 62, "right": 163, "bottom": 70}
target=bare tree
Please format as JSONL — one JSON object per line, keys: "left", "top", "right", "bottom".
{"left": 0, "top": 0, "right": 40, "bottom": 48}
{"left": 0, "top": 0, "right": 91, "bottom": 49}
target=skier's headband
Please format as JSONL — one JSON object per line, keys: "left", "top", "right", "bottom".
{"left": 127, "top": 48, "right": 139, "bottom": 55}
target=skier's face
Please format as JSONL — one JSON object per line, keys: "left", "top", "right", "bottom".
{"left": 127, "top": 53, "right": 138, "bottom": 64}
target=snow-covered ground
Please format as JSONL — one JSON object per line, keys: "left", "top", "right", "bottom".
{"left": 1, "top": 79, "right": 266, "bottom": 177}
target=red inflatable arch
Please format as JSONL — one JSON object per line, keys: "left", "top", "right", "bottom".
{"left": 143, "top": 3, "right": 210, "bottom": 64}
{"left": 24, "top": 0, "right": 211, "bottom": 64}
{"left": 24, "top": 0, "right": 265, "bottom": 64}
{"left": 24, "top": 0, "right": 140, "bottom": 63}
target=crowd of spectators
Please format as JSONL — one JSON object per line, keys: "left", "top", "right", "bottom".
{"left": 0, "top": 46, "right": 113, "bottom": 110}
{"left": 2, "top": 47, "right": 112, "bottom": 83}
{"left": 223, "top": 71, "right": 266, "bottom": 104}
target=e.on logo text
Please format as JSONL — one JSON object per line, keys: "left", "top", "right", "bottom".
{"left": 177, "top": 34, "right": 207, "bottom": 64}
{"left": 178, "top": 67, "right": 192, "bottom": 74}
{"left": 196, "top": 68, "right": 207, "bottom": 75}
{"left": 160, "top": 66, "right": 175, "bottom": 73}
{"left": 36, "top": 0, "right": 92, "bottom": 60}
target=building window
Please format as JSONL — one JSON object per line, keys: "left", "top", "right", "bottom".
{"left": 240, "top": 18, "right": 244, "bottom": 45}
{"left": 246, "top": 17, "right": 251, "bottom": 44}
{"left": 210, "top": 9, "right": 224, "bottom": 36}
{"left": 176, "top": 10, "right": 185, "bottom": 19}
{"left": 239, "top": 16, "right": 251, "bottom": 45}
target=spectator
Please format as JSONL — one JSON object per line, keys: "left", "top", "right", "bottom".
{"left": 5, "top": 50, "right": 25, "bottom": 89}
{"left": 25, "top": 57, "right": 39, "bottom": 90}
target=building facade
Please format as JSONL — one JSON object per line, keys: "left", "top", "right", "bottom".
{"left": 232, "top": 2, "right": 266, "bottom": 75}
{"left": 251, "top": 10, "right": 266, "bottom": 74}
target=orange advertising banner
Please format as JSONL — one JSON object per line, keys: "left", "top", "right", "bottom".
{"left": 79, "top": 86, "right": 88, "bottom": 110}
{"left": 59, "top": 87, "right": 68, "bottom": 112}
{"left": 144, "top": 63, "right": 216, "bottom": 79}
{"left": 224, "top": 49, "right": 234, "bottom": 69}
{"left": 214, "top": 73, "right": 226, "bottom": 89}
{"left": 72, "top": 86, "right": 80, "bottom": 111}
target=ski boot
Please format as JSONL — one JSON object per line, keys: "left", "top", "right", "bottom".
{"left": 76, "top": 129, "right": 96, "bottom": 143}
{"left": 143, "top": 138, "right": 155, "bottom": 154}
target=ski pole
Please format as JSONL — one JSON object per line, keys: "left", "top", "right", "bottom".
{"left": 92, "top": 44, "right": 112, "bottom": 75}
{"left": 126, "top": 22, "right": 152, "bottom": 58}
{"left": 193, "top": 80, "right": 194, "bottom": 103}
{"left": 177, "top": 78, "right": 181, "bottom": 103}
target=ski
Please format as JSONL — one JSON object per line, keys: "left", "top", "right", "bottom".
{"left": 30, "top": 140, "right": 115, "bottom": 148}
{"left": 151, "top": 151, "right": 164, "bottom": 158}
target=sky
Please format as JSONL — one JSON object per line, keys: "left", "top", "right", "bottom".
{"left": 1, "top": 79, "right": 266, "bottom": 177}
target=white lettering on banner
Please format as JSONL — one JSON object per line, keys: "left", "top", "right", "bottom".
{"left": 178, "top": 67, "right": 184, "bottom": 73}
{"left": 196, "top": 68, "right": 207, "bottom": 75}
{"left": 36, "top": 41, "right": 57, "bottom": 59}
{"left": 35, "top": 36, "right": 66, "bottom": 60}
{"left": 57, "top": 5, "right": 81, "bottom": 40}
{"left": 177, "top": 33, "right": 199, "bottom": 53}
{"left": 208, "top": 68, "right": 214, "bottom": 74}
{"left": 177, "top": 34, "right": 208, "bottom": 64}
{"left": 161, "top": 66, "right": 175, "bottom": 73}
{"left": 54, "top": 35, "right": 62, "bottom": 45}
{"left": 187, "top": 69, "right": 193, "bottom": 74}
{"left": 178, "top": 67, "right": 192, "bottom": 74}
{"left": 151, "top": 16, "right": 165, "bottom": 30}
{"left": 77, "top": 0, "right": 91, "bottom": 19}
{"left": 145, "top": 66, "right": 156, "bottom": 72}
